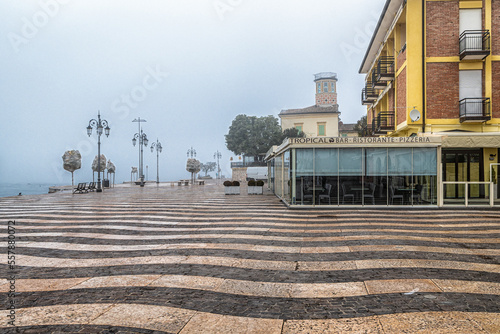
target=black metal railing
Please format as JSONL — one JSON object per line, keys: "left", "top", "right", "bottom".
{"left": 361, "top": 87, "right": 377, "bottom": 105}
{"left": 459, "top": 98, "right": 491, "bottom": 122}
{"left": 231, "top": 161, "right": 267, "bottom": 168}
{"left": 372, "top": 112, "right": 395, "bottom": 134}
{"left": 371, "top": 56, "right": 395, "bottom": 87}
{"left": 459, "top": 30, "right": 490, "bottom": 60}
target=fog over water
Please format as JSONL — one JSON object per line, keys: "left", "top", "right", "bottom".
{"left": 0, "top": 0, "right": 384, "bottom": 187}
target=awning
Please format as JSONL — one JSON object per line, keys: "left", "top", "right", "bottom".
{"left": 442, "top": 134, "right": 500, "bottom": 148}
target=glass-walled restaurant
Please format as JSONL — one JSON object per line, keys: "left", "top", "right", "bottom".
{"left": 267, "top": 137, "right": 441, "bottom": 207}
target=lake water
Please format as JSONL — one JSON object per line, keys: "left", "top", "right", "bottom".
{"left": 0, "top": 183, "right": 66, "bottom": 198}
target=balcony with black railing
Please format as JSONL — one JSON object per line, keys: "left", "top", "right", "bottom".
{"left": 459, "top": 30, "right": 490, "bottom": 60}
{"left": 362, "top": 86, "right": 377, "bottom": 105}
{"left": 371, "top": 56, "right": 395, "bottom": 90}
{"left": 372, "top": 112, "right": 395, "bottom": 135}
{"left": 459, "top": 98, "right": 491, "bottom": 123}
{"left": 375, "top": 56, "right": 395, "bottom": 81}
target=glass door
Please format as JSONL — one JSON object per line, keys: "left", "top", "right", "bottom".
{"left": 445, "top": 153, "right": 457, "bottom": 198}
{"left": 442, "top": 149, "right": 484, "bottom": 199}
{"left": 469, "top": 152, "right": 481, "bottom": 198}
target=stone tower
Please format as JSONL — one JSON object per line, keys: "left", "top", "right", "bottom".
{"left": 314, "top": 72, "right": 338, "bottom": 107}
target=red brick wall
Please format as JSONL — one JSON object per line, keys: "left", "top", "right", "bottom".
{"left": 493, "top": 0, "right": 500, "bottom": 55}
{"left": 426, "top": 1, "right": 459, "bottom": 57}
{"left": 396, "top": 68, "right": 406, "bottom": 125}
{"left": 493, "top": 62, "right": 500, "bottom": 118}
{"left": 367, "top": 107, "right": 374, "bottom": 130}
{"left": 397, "top": 49, "right": 406, "bottom": 71}
{"left": 388, "top": 88, "right": 395, "bottom": 112}
{"left": 426, "top": 62, "right": 459, "bottom": 119}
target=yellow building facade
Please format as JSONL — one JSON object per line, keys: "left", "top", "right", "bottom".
{"left": 360, "top": 0, "right": 500, "bottom": 205}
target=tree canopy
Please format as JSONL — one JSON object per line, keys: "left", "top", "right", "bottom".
{"left": 225, "top": 115, "right": 283, "bottom": 158}
{"left": 200, "top": 162, "right": 216, "bottom": 176}
{"left": 353, "top": 115, "right": 368, "bottom": 137}
{"left": 282, "top": 127, "right": 305, "bottom": 139}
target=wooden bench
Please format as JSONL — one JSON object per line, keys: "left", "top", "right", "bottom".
{"left": 73, "top": 183, "right": 88, "bottom": 194}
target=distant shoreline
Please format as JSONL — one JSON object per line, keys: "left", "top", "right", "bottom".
{"left": 0, "top": 183, "right": 67, "bottom": 198}
{"left": 0, "top": 180, "right": 215, "bottom": 198}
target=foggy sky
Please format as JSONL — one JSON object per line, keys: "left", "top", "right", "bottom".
{"left": 0, "top": 0, "right": 384, "bottom": 185}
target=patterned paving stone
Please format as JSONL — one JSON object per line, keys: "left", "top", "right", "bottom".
{"left": 378, "top": 311, "right": 488, "bottom": 333}
{"left": 283, "top": 316, "right": 385, "bottom": 334}
{"left": 91, "top": 304, "right": 196, "bottom": 333}
{"left": 0, "top": 182, "right": 499, "bottom": 333}
{"left": 179, "top": 313, "right": 283, "bottom": 334}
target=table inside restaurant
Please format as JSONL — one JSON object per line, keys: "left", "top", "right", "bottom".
{"left": 396, "top": 188, "right": 414, "bottom": 204}
{"left": 350, "top": 186, "right": 363, "bottom": 201}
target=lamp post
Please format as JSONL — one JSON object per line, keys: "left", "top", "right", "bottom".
{"left": 187, "top": 147, "right": 197, "bottom": 184}
{"left": 87, "top": 111, "right": 110, "bottom": 193}
{"left": 151, "top": 139, "right": 162, "bottom": 184}
{"left": 132, "top": 118, "right": 148, "bottom": 187}
{"left": 214, "top": 150, "right": 222, "bottom": 182}
{"left": 187, "top": 147, "right": 196, "bottom": 158}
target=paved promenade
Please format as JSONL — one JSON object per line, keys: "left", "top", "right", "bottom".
{"left": 1, "top": 182, "right": 499, "bottom": 333}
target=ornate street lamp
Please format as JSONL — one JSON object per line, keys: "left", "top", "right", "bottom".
{"left": 151, "top": 139, "right": 162, "bottom": 184}
{"left": 214, "top": 150, "right": 222, "bottom": 182}
{"left": 187, "top": 147, "right": 197, "bottom": 184}
{"left": 132, "top": 117, "right": 148, "bottom": 187}
{"left": 87, "top": 111, "right": 110, "bottom": 192}
{"left": 187, "top": 147, "right": 196, "bottom": 158}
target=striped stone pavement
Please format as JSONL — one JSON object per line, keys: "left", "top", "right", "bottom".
{"left": 1, "top": 182, "right": 499, "bottom": 333}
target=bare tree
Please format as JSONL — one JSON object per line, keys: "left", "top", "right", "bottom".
{"left": 200, "top": 162, "right": 217, "bottom": 176}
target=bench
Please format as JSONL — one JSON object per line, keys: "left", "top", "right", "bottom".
{"left": 87, "top": 182, "right": 96, "bottom": 192}
{"left": 73, "top": 183, "right": 88, "bottom": 194}
{"left": 178, "top": 180, "right": 190, "bottom": 186}
{"left": 197, "top": 180, "right": 205, "bottom": 185}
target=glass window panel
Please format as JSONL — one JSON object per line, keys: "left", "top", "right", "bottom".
{"left": 284, "top": 151, "right": 291, "bottom": 201}
{"left": 318, "top": 124, "right": 325, "bottom": 136}
{"left": 459, "top": 70, "right": 482, "bottom": 99}
{"left": 339, "top": 148, "right": 362, "bottom": 175}
{"left": 388, "top": 148, "right": 412, "bottom": 175}
{"left": 413, "top": 148, "right": 437, "bottom": 175}
{"left": 315, "top": 149, "right": 338, "bottom": 176}
{"left": 275, "top": 155, "right": 283, "bottom": 197}
{"left": 296, "top": 149, "right": 313, "bottom": 177}
{"left": 366, "top": 148, "right": 387, "bottom": 176}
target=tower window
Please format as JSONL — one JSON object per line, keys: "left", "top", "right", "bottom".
{"left": 317, "top": 83, "right": 321, "bottom": 94}
{"left": 323, "top": 82, "right": 328, "bottom": 92}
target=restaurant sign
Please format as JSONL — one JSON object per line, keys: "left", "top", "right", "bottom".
{"left": 289, "top": 136, "right": 442, "bottom": 145}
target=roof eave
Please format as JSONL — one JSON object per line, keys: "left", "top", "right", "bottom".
{"left": 279, "top": 111, "right": 340, "bottom": 116}
{"left": 358, "top": 0, "right": 405, "bottom": 74}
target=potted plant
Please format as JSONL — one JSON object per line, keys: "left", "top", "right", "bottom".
{"left": 248, "top": 180, "right": 264, "bottom": 195}
{"left": 224, "top": 180, "right": 240, "bottom": 195}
